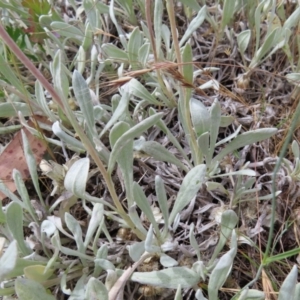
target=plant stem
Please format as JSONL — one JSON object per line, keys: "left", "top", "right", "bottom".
{"left": 166, "top": 0, "right": 182, "bottom": 71}
{"left": 145, "top": 0, "right": 157, "bottom": 62}
{"left": 146, "top": 0, "right": 177, "bottom": 107}
{"left": 165, "top": 0, "right": 200, "bottom": 165}
{"left": 264, "top": 90, "right": 300, "bottom": 262}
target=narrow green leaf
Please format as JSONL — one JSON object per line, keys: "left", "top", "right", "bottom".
{"left": 182, "top": 43, "right": 193, "bottom": 84}
{"left": 250, "top": 27, "right": 280, "bottom": 68}
{"left": 41, "top": 220, "right": 56, "bottom": 238}
{"left": 116, "top": 0, "right": 137, "bottom": 25}
{"left": 208, "top": 248, "right": 236, "bottom": 300}
{"left": 51, "top": 232, "right": 94, "bottom": 261}
{"left": 220, "top": 116, "right": 234, "bottom": 127}
{"left": 65, "top": 213, "right": 85, "bottom": 254}
{"left": 283, "top": 7, "right": 300, "bottom": 31}
{"left": 149, "top": 107, "right": 190, "bottom": 163}
{"left": 52, "top": 121, "right": 85, "bottom": 152}
{"left": 133, "top": 182, "right": 160, "bottom": 238}
{"left": 109, "top": 122, "right": 134, "bottom": 205}
{"left": 72, "top": 70, "right": 96, "bottom": 136}
{"left": 88, "top": 45, "right": 101, "bottom": 85}
{"left": 138, "top": 43, "right": 150, "bottom": 66}
{"left": 108, "top": 113, "right": 164, "bottom": 173}
{"left": 52, "top": 50, "right": 69, "bottom": 100}
{"left": 0, "top": 124, "right": 22, "bottom": 134}
{"left": 6, "top": 258, "right": 47, "bottom": 279}
{"left": 160, "top": 254, "right": 178, "bottom": 267}
{"left": 128, "top": 205, "right": 148, "bottom": 237}
{"left": 177, "top": 0, "right": 200, "bottom": 12}
{"left": 154, "top": 0, "right": 163, "bottom": 57}
{"left": 82, "top": 22, "right": 94, "bottom": 50}
{"left": 169, "top": 164, "right": 206, "bottom": 224}
{"left": 35, "top": 81, "right": 56, "bottom": 122}
{"left": 197, "top": 132, "right": 209, "bottom": 160}
{"left": 206, "top": 181, "right": 228, "bottom": 194}
{"left": 207, "top": 100, "right": 221, "bottom": 165}
{"left": 6, "top": 203, "right": 31, "bottom": 255}
{"left": 193, "top": 261, "right": 207, "bottom": 281}
{"left": 286, "top": 73, "right": 300, "bottom": 86}
{"left": 292, "top": 140, "right": 300, "bottom": 158}
{"left": 0, "top": 103, "right": 31, "bottom": 118}
{"left": 294, "top": 283, "right": 300, "bottom": 300}
{"left": 221, "top": 0, "right": 236, "bottom": 31}
{"left": 128, "top": 241, "right": 145, "bottom": 262}
{"left": 210, "top": 169, "right": 256, "bottom": 178}
{"left": 128, "top": 78, "right": 162, "bottom": 105}
{"left": 109, "top": 0, "right": 127, "bottom": 48}
{"left": 93, "top": 245, "right": 108, "bottom": 276}
{"left": 64, "top": 157, "right": 90, "bottom": 197}
{"left": 254, "top": 1, "right": 267, "bottom": 52}
{"left": 76, "top": 46, "right": 86, "bottom": 74}
{"left": 237, "top": 30, "right": 251, "bottom": 55}
{"left": 131, "top": 267, "right": 201, "bottom": 289}
{"left": 95, "top": 1, "right": 111, "bottom": 14}
{"left": 195, "top": 289, "right": 208, "bottom": 300}
{"left": 85, "top": 277, "right": 108, "bottom": 300}
{"left": 13, "top": 169, "right": 38, "bottom": 223}
{"left": 134, "top": 139, "right": 188, "bottom": 172}
{"left": 50, "top": 21, "right": 83, "bottom": 43}
{"left": 278, "top": 265, "right": 298, "bottom": 300}
{"left": 102, "top": 44, "right": 129, "bottom": 61}
{"left": 0, "top": 201, "right": 6, "bottom": 223}
{"left": 212, "top": 128, "right": 277, "bottom": 164}
{"left": 0, "top": 54, "right": 29, "bottom": 96}
{"left": 190, "top": 98, "right": 210, "bottom": 137}
{"left": 189, "top": 223, "right": 201, "bottom": 260}
{"left": 179, "top": 6, "right": 207, "bottom": 47}
{"left": 15, "top": 278, "right": 55, "bottom": 300}
{"left": 0, "top": 287, "right": 15, "bottom": 296}
{"left": 244, "top": 289, "right": 265, "bottom": 299}
{"left": 144, "top": 223, "right": 160, "bottom": 253}
{"left": 83, "top": 0, "right": 100, "bottom": 30}
{"left": 68, "top": 274, "right": 86, "bottom": 298}
{"left": 215, "top": 125, "right": 241, "bottom": 147}
{"left": 0, "top": 181, "right": 24, "bottom": 207}
{"left": 128, "top": 27, "right": 142, "bottom": 70}
{"left": 161, "top": 24, "right": 171, "bottom": 54}
{"left": 94, "top": 258, "right": 115, "bottom": 271}
{"left": 84, "top": 204, "right": 104, "bottom": 248}
{"left": 265, "top": 248, "right": 300, "bottom": 264}
{"left": 100, "top": 87, "right": 130, "bottom": 138}
{"left": 23, "top": 265, "right": 53, "bottom": 282}
{"left": 174, "top": 285, "right": 183, "bottom": 300}
{"left": 0, "top": 1, "right": 27, "bottom": 17}
{"left": 0, "top": 240, "right": 18, "bottom": 280}
{"left": 209, "top": 210, "right": 238, "bottom": 264}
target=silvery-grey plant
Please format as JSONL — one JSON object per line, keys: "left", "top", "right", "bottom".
{"left": 0, "top": 0, "right": 299, "bottom": 299}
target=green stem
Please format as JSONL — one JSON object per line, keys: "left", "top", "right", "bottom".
{"left": 264, "top": 95, "right": 300, "bottom": 262}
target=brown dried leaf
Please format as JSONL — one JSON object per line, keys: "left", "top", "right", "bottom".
{"left": 0, "top": 126, "right": 47, "bottom": 200}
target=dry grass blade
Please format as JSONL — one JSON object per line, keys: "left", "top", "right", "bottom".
{"left": 262, "top": 269, "right": 277, "bottom": 300}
